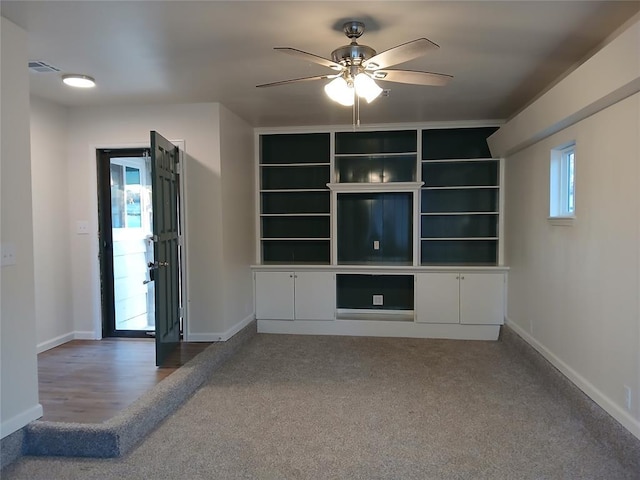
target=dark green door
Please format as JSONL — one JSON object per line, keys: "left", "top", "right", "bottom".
{"left": 150, "top": 131, "right": 181, "bottom": 366}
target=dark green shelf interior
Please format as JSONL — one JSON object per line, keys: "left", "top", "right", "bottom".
{"left": 261, "top": 191, "right": 329, "bottom": 214}
{"left": 421, "top": 239, "right": 498, "bottom": 265}
{"left": 421, "top": 214, "right": 498, "bottom": 238}
{"left": 421, "top": 189, "right": 498, "bottom": 213}
{"left": 336, "top": 130, "right": 417, "bottom": 154}
{"left": 262, "top": 216, "right": 329, "bottom": 239}
{"left": 337, "top": 192, "right": 412, "bottom": 265}
{"left": 422, "top": 127, "right": 498, "bottom": 160}
{"left": 261, "top": 133, "right": 330, "bottom": 164}
{"left": 336, "top": 154, "right": 416, "bottom": 183}
{"left": 261, "top": 165, "right": 330, "bottom": 190}
{"left": 336, "top": 274, "right": 414, "bottom": 310}
{"left": 422, "top": 160, "right": 498, "bottom": 187}
{"left": 262, "top": 240, "right": 330, "bottom": 264}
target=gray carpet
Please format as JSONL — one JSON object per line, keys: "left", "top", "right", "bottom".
{"left": 3, "top": 333, "right": 638, "bottom": 479}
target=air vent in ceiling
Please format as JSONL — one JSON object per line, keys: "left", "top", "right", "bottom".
{"left": 28, "top": 61, "right": 61, "bottom": 73}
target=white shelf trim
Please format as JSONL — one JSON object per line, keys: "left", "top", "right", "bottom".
{"left": 422, "top": 185, "right": 499, "bottom": 190}
{"left": 421, "top": 237, "right": 498, "bottom": 241}
{"left": 260, "top": 189, "right": 329, "bottom": 193}
{"left": 421, "top": 158, "right": 501, "bottom": 163}
{"left": 327, "top": 181, "right": 424, "bottom": 192}
{"left": 261, "top": 213, "right": 330, "bottom": 217}
{"left": 261, "top": 237, "right": 330, "bottom": 241}
{"left": 335, "top": 152, "right": 417, "bottom": 158}
{"left": 260, "top": 163, "right": 330, "bottom": 167}
{"left": 421, "top": 212, "right": 499, "bottom": 216}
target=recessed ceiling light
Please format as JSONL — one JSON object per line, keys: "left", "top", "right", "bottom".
{"left": 62, "top": 74, "right": 96, "bottom": 88}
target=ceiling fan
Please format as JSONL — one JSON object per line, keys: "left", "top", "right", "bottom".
{"left": 257, "top": 21, "right": 453, "bottom": 107}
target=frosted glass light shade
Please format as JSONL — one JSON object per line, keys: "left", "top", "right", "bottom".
{"left": 354, "top": 73, "right": 382, "bottom": 103}
{"left": 62, "top": 74, "right": 96, "bottom": 88}
{"left": 324, "top": 77, "right": 354, "bottom": 106}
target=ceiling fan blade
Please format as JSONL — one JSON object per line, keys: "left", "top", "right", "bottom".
{"left": 256, "top": 74, "right": 335, "bottom": 88}
{"left": 371, "top": 69, "right": 453, "bottom": 86}
{"left": 274, "top": 47, "right": 343, "bottom": 71}
{"left": 363, "top": 38, "right": 439, "bottom": 70}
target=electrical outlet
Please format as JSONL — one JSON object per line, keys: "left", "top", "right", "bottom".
{"left": 372, "top": 294, "right": 383, "bottom": 306}
{"left": 624, "top": 385, "right": 632, "bottom": 411}
{"left": 373, "top": 240, "right": 380, "bottom": 250}
{"left": 1, "top": 243, "right": 16, "bottom": 267}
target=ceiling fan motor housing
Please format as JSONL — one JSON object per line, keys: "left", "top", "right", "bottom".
{"left": 331, "top": 21, "right": 376, "bottom": 67}
{"left": 331, "top": 44, "right": 376, "bottom": 67}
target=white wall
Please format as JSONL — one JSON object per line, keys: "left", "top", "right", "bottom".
{"left": 218, "top": 105, "right": 255, "bottom": 336}
{"left": 0, "top": 17, "right": 43, "bottom": 438}
{"left": 65, "top": 102, "right": 254, "bottom": 341}
{"left": 490, "top": 18, "right": 640, "bottom": 439}
{"left": 30, "top": 96, "right": 74, "bottom": 351}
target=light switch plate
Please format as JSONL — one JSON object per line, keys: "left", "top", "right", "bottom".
{"left": 76, "top": 221, "right": 89, "bottom": 235}
{"left": 372, "top": 294, "right": 383, "bottom": 306}
{"left": 1, "top": 243, "right": 16, "bottom": 266}
{"left": 373, "top": 240, "right": 380, "bottom": 250}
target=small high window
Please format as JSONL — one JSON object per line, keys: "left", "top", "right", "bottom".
{"left": 549, "top": 143, "right": 575, "bottom": 224}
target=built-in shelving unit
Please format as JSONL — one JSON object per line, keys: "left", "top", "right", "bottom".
{"left": 259, "top": 133, "right": 331, "bottom": 264}
{"left": 254, "top": 125, "right": 506, "bottom": 341}
{"left": 332, "top": 130, "right": 419, "bottom": 268}
{"left": 420, "top": 127, "right": 500, "bottom": 265}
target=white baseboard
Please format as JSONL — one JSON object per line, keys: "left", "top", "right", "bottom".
{"left": 187, "top": 313, "right": 255, "bottom": 342}
{"left": 505, "top": 318, "right": 640, "bottom": 440}
{"left": 0, "top": 404, "right": 43, "bottom": 439}
{"left": 258, "top": 319, "right": 500, "bottom": 341}
{"left": 37, "top": 332, "right": 75, "bottom": 353}
{"left": 37, "top": 331, "right": 99, "bottom": 353}
{"left": 73, "top": 330, "right": 97, "bottom": 340}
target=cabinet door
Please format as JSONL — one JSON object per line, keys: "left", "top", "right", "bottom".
{"left": 294, "top": 272, "right": 335, "bottom": 320}
{"left": 459, "top": 273, "right": 504, "bottom": 325}
{"left": 255, "top": 272, "right": 295, "bottom": 320}
{"left": 415, "top": 273, "right": 460, "bottom": 324}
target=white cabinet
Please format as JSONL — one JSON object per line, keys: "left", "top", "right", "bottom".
{"left": 416, "top": 272, "right": 504, "bottom": 325}
{"left": 255, "top": 271, "right": 295, "bottom": 320}
{"left": 415, "top": 273, "right": 460, "bottom": 324}
{"left": 459, "top": 273, "right": 505, "bottom": 325}
{"left": 255, "top": 271, "right": 335, "bottom": 321}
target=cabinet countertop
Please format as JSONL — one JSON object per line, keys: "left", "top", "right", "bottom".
{"left": 252, "top": 264, "right": 509, "bottom": 273}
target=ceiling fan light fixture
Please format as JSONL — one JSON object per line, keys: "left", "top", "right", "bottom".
{"left": 324, "top": 76, "right": 354, "bottom": 106}
{"left": 62, "top": 74, "right": 96, "bottom": 88}
{"left": 354, "top": 73, "right": 382, "bottom": 103}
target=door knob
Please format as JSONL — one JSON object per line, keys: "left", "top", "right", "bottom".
{"left": 148, "top": 261, "right": 169, "bottom": 269}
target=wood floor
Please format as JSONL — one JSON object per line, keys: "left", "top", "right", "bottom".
{"left": 37, "top": 339, "right": 212, "bottom": 423}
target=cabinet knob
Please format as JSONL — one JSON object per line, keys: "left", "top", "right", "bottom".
{"left": 461, "top": 276, "right": 465, "bottom": 280}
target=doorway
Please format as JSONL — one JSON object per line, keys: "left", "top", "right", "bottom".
{"left": 97, "top": 148, "right": 155, "bottom": 337}
{"left": 97, "top": 133, "right": 184, "bottom": 366}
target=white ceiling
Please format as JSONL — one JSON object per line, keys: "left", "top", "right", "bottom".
{"left": 2, "top": 1, "right": 638, "bottom": 128}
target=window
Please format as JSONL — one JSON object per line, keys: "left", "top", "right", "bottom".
{"left": 549, "top": 143, "right": 575, "bottom": 224}
{"left": 109, "top": 158, "right": 151, "bottom": 231}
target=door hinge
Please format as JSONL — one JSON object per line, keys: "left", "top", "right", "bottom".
{"left": 175, "top": 160, "right": 182, "bottom": 175}
{"left": 151, "top": 235, "right": 159, "bottom": 242}
{"left": 178, "top": 236, "right": 184, "bottom": 247}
